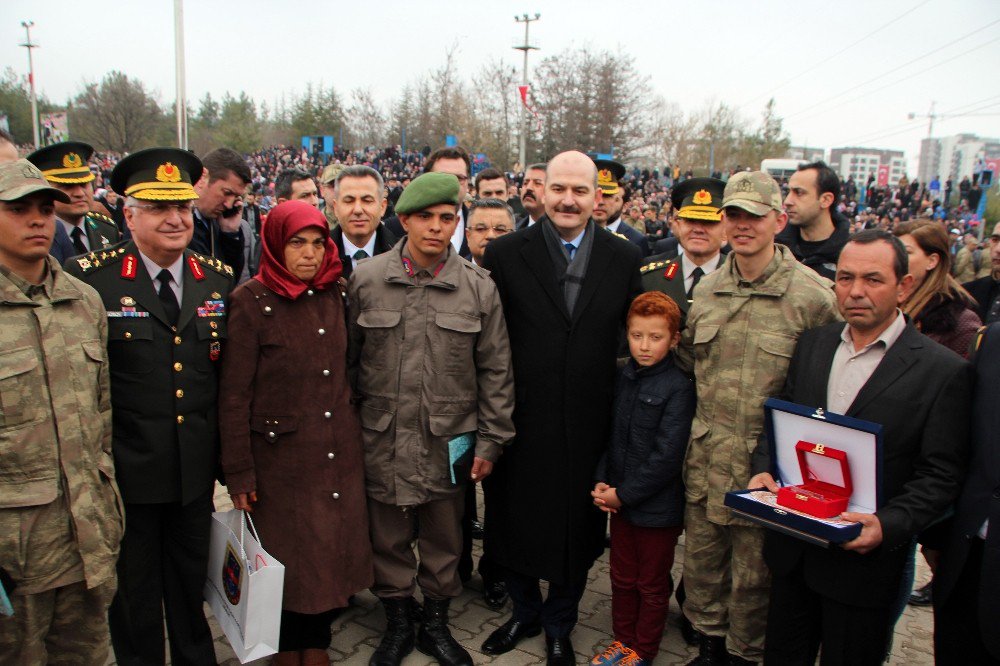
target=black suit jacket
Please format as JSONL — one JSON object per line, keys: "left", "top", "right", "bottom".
{"left": 935, "top": 323, "right": 1000, "bottom": 655}
{"left": 481, "top": 220, "right": 642, "bottom": 584}
{"left": 65, "top": 242, "right": 235, "bottom": 505}
{"left": 190, "top": 209, "right": 245, "bottom": 280}
{"left": 383, "top": 205, "right": 471, "bottom": 259}
{"left": 963, "top": 275, "right": 999, "bottom": 322}
{"left": 651, "top": 236, "right": 680, "bottom": 257}
{"left": 51, "top": 213, "right": 121, "bottom": 264}
{"left": 332, "top": 223, "right": 398, "bottom": 280}
{"left": 754, "top": 321, "right": 971, "bottom": 608}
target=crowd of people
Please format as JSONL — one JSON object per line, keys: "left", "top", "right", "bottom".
{"left": 0, "top": 126, "right": 998, "bottom": 666}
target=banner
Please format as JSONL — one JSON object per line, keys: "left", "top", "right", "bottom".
{"left": 41, "top": 111, "right": 69, "bottom": 146}
{"left": 876, "top": 164, "right": 889, "bottom": 188}
{"left": 517, "top": 85, "right": 543, "bottom": 132}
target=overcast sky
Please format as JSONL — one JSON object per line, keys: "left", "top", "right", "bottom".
{"left": 3, "top": 0, "right": 999, "bottom": 173}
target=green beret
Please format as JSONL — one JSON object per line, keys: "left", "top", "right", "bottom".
{"left": 394, "top": 172, "right": 460, "bottom": 214}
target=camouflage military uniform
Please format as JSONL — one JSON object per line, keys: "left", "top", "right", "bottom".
{"left": 676, "top": 244, "right": 840, "bottom": 660}
{"left": 0, "top": 257, "right": 124, "bottom": 664}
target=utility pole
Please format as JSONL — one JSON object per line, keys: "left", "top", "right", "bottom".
{"left": 174, "top": 0, "right": 188, "bottom": 149}
{"left": 513, "top": 13, "right": 540, "bottom": 171}
{"left": 19, "top": 21, "right": 40, "bottom": 149}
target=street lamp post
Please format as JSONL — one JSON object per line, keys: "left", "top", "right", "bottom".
{"left": 19, "top": 20, "right": 40, "bottom": 149}
{"left": 174, "top": 0, "right": 188, "bottom": 149}
{"left": 513, "top": 13, "right": 540, "bottom": 171}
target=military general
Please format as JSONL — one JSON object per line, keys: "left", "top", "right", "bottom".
{"left": 66, "top": 148, "right": 234, "bottom": 665}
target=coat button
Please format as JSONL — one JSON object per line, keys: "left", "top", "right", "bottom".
{"left": 176, "top": 389, "right": 184, "bottom": 398}
{"left": 264, "top": 306, "right": 272, "bottom": 313}
{"left": 307, "top": 290, "right": 314, "bottom": 296}
{"left": 331, "top": 492, "right": 340, "bottom": 500}
{"left": 993, "top": 490, "right": 1000, "bottom": 499}
{"left": 324, "top": 411, "right": 332, "bottom": 418}
{"left": 174, "top": 336, "right": 182, "bottom": 345}
{"left": 210, "top": 321, "right": 218, "bottom": 329}
{"left": 323, "top": 369, "right": 330, "bottom": 376}
{"left": 268, "top": 431, "right": 276, "bottom": 438}
{"left": 327, "top": 452, "right": 335, "bottom": 459}
{"left": 211, "top": 332, "right": 219, "bottom": 338}
{"left": 318, "top": 328, "right": 325, "bottom": 335}
{"left": 124, "top": 331, "right": 132, "bottom": 339}
{"left": 177, "top": 415, "right": 184, "bottom": 424}
{"left": 174, "top": 362, "right": 183, "bottom": 371}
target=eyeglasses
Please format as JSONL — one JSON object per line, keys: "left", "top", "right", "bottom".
{"left": 127, "top": 202, "right": 194, "bottom": 215}
{"left": 470, "top": 224, "right": 512, "bottom": 234}
{"left": 286, "top": 238, "right": 326, "bottom": 250}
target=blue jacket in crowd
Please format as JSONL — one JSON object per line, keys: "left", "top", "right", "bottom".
{"left": 595, "top": 353, "right": 696, "bottom": 528}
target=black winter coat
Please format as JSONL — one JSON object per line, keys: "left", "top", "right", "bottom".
{"left": 595, "top": 355, "right": 695, "bottom": 528}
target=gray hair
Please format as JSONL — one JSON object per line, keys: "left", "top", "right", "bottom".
{"left": 333, "top": 165, "right": 384, "bottom": 200}
{"left": 468, "top": 198, "right": 515, "bottom": 227}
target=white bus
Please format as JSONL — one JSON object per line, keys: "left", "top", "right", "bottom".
{"left": 760, "top": 158, "right": 806, "bottom": 181}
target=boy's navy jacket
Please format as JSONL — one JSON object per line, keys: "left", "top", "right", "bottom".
{"left": 595, "top": 353, "right": 696, "bottom": 527}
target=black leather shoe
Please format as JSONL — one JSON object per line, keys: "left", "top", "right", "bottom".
{"left": 482, "top": 576, "right": 508, "bottom": 610}
{"left": 369, "top": 598, "right": 415, "bottom": 666}
{"left": 545, "top": 635, "right": 575, "bottom": 665}
{"left": 908, "top": 580, "right": 933, "bottom": 606}
{"left": 415, "top": 598, "right": 472, "bottom": 666}
{"left": 481, "top": 618, "right": 542, "bottom": 655}
{"left": 685, "top": 633, "right": 727, "bottom": 666}
{"left": 471, "top": 520, "right": 485, "bottom": 540}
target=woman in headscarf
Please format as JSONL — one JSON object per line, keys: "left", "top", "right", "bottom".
{"left": 219, "top": 200, "right": 372, "bottom": 666}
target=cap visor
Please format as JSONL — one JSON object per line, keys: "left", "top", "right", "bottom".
{"left": 722, "top": 201, "right": 772, "bottom": 216}
{"left": 677, "top": 206, "right": 722, "bottom": 221}
{"left": 0, "top": 183, "right": 72, "bottom": 203}
{"left": 598, "top": 185, "right": 620, "bottom": 195}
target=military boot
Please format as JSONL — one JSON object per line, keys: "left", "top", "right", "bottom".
{"left": 685, "top": 633, "right": 727, "bottom": 666}
{"left": 415, "top": 597, "right": 473, "bottom": 666}
{"left": 369, "top": 597, "right": 415, "bottom": 666}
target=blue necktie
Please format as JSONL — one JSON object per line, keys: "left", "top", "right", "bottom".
{"left": 564, "top": 242, "right": 576, "bottom": 261}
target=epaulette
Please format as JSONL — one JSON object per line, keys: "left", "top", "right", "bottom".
{"left": 86, "top": 211, "right": 116, "bottom": 227}
{"left": 191, "top": 252, "right": 234, "bottom": 277}
{"left": 639, "top": 259, "right": 670, "bottom": 274}
{"left": 75, "top": 245, "right": 127, "bottom": 274}
{"left": 613, "top": 232, "right": 629, "bottom": 241}
{"left": 461, "top": 260, "right": 490, "bottom": 279}
{"left": 974, "top": 325, "right": 987, "bottom": 353}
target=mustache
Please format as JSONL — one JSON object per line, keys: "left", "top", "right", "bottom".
{"left": 522, "top": 191, "right": 536, "bottom": 201}
{"left": 554, "top": 204, "right": 581, "bottom": 214}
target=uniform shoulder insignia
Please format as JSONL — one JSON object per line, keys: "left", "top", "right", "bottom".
{"left": 192, "top": 252, "right": 234, "bottom": 277}
{"left": 462, "top": 260, "right": 490, "bottom": 279}
{"left": 640, "top": 262, "right": 658, "bottom": 274}
{"left": 87, "top": 211, "right": 115, "bottom": 225}
{"left": 76, "top": 247, "right": 123, "bottom": 273}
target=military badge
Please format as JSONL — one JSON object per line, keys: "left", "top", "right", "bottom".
{"left": 211, "top": 292, "right": 221, "bottom": 299}
{"left": 63, "top": 153, "right": 84, "bottom": 169}
{"left": 693, "top": 189, "right": 712, "bottom": 205}
{"left": 77, "top": 257, "right": 92, "bottom": 270}
{"left": 121, "top": 296, "right": 136, "bottom": 306}
{"left": 198, "top": 299, "right": 226, "bottom": 317}
{"left": 121, "top": 254, "right": 138, "bottom": 280}
{"left": 664, "top": 262, "right": 679, "bottom": 280}
{"left": 188, "top": 256, "right": 205, "bottom": 281}
{"left": 155, "top": 162, "right": 182, "bottom": 183}
{"left": 209, "top": 341, "right": 221, "bottom": 362}
{"left": 222, "top": 544, "right": 242, "bottom": 605}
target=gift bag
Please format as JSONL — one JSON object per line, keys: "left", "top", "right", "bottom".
{"left": 204, "top": 509, "right": 285, "bottom": 663}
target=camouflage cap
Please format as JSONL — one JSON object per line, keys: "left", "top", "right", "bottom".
{"left": 321, "top": 163, "right": 345, "bottom": 184}
{"left": 721, "top": 171, "right": 783, "bottom": 216}
{"left": 0, "top": 159, "right": 72, "bottom": 203}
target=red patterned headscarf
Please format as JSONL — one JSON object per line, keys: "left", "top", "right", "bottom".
{"left": 255, "top": 200, "right": 342, "bottom": 300}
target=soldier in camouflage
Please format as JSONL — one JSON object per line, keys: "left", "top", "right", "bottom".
{"left": 676, "top": 171, "right": 841, "bottom": 665}
{"left": 0, "top": 159, "right": 124, "bottom": 663}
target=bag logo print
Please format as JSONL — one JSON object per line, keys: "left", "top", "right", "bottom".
{"left": 223, "top": 543, "right": 243, "bottom": 605}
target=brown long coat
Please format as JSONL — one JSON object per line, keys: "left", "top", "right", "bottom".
{"left": 219, "top": 278, "right": 373, "bottom": 614}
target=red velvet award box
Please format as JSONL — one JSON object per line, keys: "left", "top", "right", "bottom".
{"left": 775, "top": 441, "right": 852, "bottom": 518}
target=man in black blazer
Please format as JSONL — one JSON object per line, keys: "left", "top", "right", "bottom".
{"left": 749, "top": 229, "right": 971, "bottom": 666}
{"left": 480, "top": 150, "right": 642, "bottom": 664}
{"left": 962, "top": 225, "right": 1000, "bottom": 323}
{"left": 326, "top": 165, "right": 397, "bottom": 280}
{"left": 934, "top": 323, "right": 1000, "bottom": 664}
{"left": 514, "top": 163, "right": 546, "bottom": 230}
{"left": 385, "top": 147, "right": 471, "bottom": 260}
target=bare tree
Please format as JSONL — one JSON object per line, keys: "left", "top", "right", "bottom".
{"left": 71, "top": 71, "right": 166, "bottom": 152}
{"left": 346, "top": 87, "right": 388, "bottom": 148}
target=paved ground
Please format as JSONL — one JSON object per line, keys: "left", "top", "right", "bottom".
{"left": 109, "top": 483, "right": 935, "bottom": 665}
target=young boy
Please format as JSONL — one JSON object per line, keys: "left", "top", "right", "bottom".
{"left": 591, "top": 291, "right": 696, "bottom": 665}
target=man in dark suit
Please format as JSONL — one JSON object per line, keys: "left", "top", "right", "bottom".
{"left": 385, "top": 147, "right": 471, "bottom": 260}
{"left": 28, "top": 142, "right": 120, "bottom": 263}
{"left": 640, "top": 177, "right": 727, "bottom": 328}
{"left": 191, "top": 147, "right": 249, "bottom": 279}
{"left": 242, "top": 189, "right": 263, "bottom": 237}
{"left": 326, "top": 165, "right": 397, "bottom": 280}
{"left": 934, "top": 323, "right": 1000, "bottom": 664}
{"left": 515, "top": 163, "right": 546, "bottom": 230}
{"left": 963, "top": 225, "right": 1000, "bottom": 323}
{"left": 592, "top": 158, "right": 650, "bottom": 256}
{"left": 749, "top": 229, "right": 971, "bottom": 666}
{"left": 66, "top": 148, "right": 234, "bottom": 666}
{"left": 480, "top": 150, "right": 642, "bottom": 664}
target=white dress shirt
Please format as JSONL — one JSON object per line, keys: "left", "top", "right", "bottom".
{"left": 342, "top": 233, "right": 377, "bottom": 270}
{"left": 826, "top": 311, "right": 906, "bottom": 415}
{"left": 682, "top": 253, "right": 722, "bottom": 295}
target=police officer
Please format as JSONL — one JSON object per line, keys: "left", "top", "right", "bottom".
{"left": 0, "top": 159, "right": 123, "bottom": 664}
{"left": 641, "top": 177, "right": 727, "bottom": 329}
{"left": 66, "top": 148, "right": 234, "bottom": 666}
{"left": 592, "top": 158, "right": 650, "bottom": 256}
{"left": 27, "top": 141, "right": 120, "bottom": 263}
